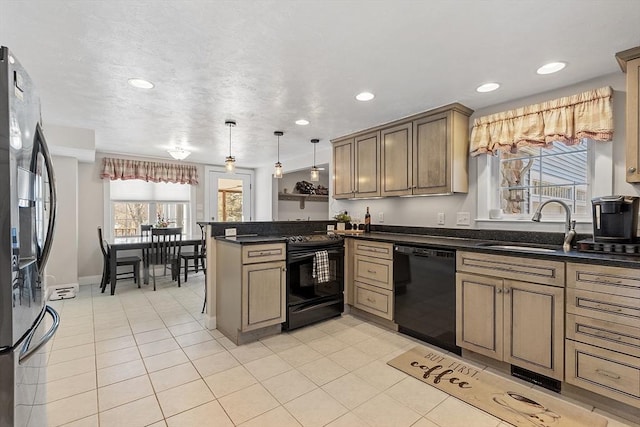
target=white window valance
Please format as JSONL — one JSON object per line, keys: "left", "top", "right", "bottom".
{"left": 470, "top": 86, "right": 614, "bottom": 156}
{"left": 100, "top": 157, "right": 198, "bottom": 185}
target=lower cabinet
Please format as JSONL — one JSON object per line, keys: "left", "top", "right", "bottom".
{"left": 456, "top": 271, "right": 564, "bottom": 380}
{"left": 351, "top": 240, "right": 394, "bottom": 321}
{"left": 565, "top": 262, "right": 640, "bottom": 408}
{"left": 242, "top": 261, "right": 286, "bottom": 332}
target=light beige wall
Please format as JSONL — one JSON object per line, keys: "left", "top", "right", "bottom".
{"left": 47, "top": 156, "right": 78, "bottom": 288}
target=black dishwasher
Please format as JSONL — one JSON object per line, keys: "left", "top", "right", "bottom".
{"left": 393, "top": 245, "right": 460, "bottom": 355}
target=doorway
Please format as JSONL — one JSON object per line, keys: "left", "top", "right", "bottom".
{"left": 205, "top": 168, "right": 253, "bottom": 222}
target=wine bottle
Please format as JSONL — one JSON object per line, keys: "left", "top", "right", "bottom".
{"left": 364, "top": 207, "right": 371, "bottom": 233}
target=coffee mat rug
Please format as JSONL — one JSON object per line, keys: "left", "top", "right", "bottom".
{"left": 388, "top": 346, "right": 608, "bottom": 427}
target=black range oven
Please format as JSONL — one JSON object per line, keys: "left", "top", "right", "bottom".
{"left": 282, "top": 235, "right": 344, "bottom": 330}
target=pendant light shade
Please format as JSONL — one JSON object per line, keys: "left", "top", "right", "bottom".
{"left": 274, "top": 131, "right": 284, "bottom": 179}
{"left": 225, "top": 120, "right": 236, "bottom": 173}
{"left": 168, "top": 147, "right": 191, "bottom": 160}
{"left": 310, "top": 138, "right": 320, "bottom": 182}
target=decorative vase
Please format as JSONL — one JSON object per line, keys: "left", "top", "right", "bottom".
{"left": 336, "top": 222, "right": 345, "bottom": 231}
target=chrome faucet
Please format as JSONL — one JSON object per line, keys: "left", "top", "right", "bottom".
{"left": 531, "top": 199, "right": 576, "bottom": 251}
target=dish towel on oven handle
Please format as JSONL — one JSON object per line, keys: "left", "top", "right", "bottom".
{"left": 312, "top": 250, "right": 330, "bottom": 283}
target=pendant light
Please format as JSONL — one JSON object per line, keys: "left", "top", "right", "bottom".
{"left": 274, "top": 131, "right": 284, "bottom": 178}
{"left": 225, "top": 120, "right": 236, "bottom": 173}
{"left": 310, "top": 138, "right": 320, "bottom": 182}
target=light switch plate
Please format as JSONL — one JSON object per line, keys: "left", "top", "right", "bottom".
{"left": 378, "top": 212, "right": 384, "bottom": 223}
{"left": 456, "top": 212, "right": 471, "bottom": 226}
{"left": 437, "top": 212, "right": 445, "bottom": 225}
{"left": 225, "top": 228, "right": 237, "bottom": 236}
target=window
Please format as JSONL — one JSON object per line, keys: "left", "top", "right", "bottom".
{"left": 109, "top": 180, "right": 191, "bottom": 237}
{"left": 499, "top": 142, "right": 589, "bottom": 218}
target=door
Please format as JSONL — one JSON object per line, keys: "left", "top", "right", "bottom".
{"left": 381, "top": 122, "right": 412, "bottom": 196}
{"left": 413, "top": 112, "right": 449, "bottom": 195}
{"left": 503, "top": 280, "right": 564, "bottom": 380}
{"left": 242, "top": 261, "right": 286, "bottom": 331}
{"left": 456, "top": 272, "right": 503, "bottom": 359}
{"left": 206, "top": 169, "right": 252, "bottom": 222}
{"left": 354, "top": 131, "right": 380, "bottom": 198}
{"left": 332, "top": 138, "right": 354, "bottom": 199}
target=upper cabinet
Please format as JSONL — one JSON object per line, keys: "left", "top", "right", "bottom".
{"left": 332, "top": 103, "right": 473, "bottom": 199}
{"left": 616, "top": 46, "right": 640, "bottom": 183}
{"left": 332, "top": 131, "right": 381, "bottom": 199}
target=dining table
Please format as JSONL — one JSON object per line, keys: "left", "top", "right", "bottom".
{"left": 106, "top": 233, "right": 203, "bottom": 295}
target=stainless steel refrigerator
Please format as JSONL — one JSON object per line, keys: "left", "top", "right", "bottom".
{"left": 0, "top": 46, "right": 59, "bottom": 427}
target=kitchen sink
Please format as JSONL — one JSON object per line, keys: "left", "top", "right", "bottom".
{"left": 476, "top": 242, "right": 558, "bottom": 253}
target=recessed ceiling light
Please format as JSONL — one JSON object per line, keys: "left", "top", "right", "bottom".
{"left": 295, "top": 119, "right": 310, "bottom": 126}
{"left": 476, "top": 82, "right": 500, "bottom": 93}
{"left": 356, "top": 91, "right": 375, "bottom": 101}
{"left": 536, "top": 62, "right": 567, "bottom": 75}
{"left": 128, "top": 78, "right": 154, "bottom": 89}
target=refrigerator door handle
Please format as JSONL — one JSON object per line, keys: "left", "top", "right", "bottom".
{"left": 19, "top": 305, "right": 59, "bottom": 364}
{"left": 34, "top": 123, "right": 56, "bottom": 271}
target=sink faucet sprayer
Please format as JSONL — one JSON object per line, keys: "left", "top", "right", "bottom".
{"left": 531, "top": 199, "right": 576, "bottom": 252}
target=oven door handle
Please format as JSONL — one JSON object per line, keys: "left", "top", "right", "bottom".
{"left": 291, "top": 298, "right": 342, "bottom": 313}
{"left": 288, "top": 249, "right": 344, "bottom": 263}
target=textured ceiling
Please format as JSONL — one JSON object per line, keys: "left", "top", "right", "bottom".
{"left": 2, "top": 0, "right": 638, "bottom": 168}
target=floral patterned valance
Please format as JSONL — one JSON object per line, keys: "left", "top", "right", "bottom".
{"left": 470, "top": 86, "right": 614, "bottom": 156}
{"left": 100, "top": 157, "right": 198, "bottom": 185}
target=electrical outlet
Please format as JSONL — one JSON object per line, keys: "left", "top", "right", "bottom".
{"left": 225, "top": 228, "right": 237, "bottom": 236}
{"left": 378, "top": 212, "right": 384, "bottom": 223}
{"left": 437, "top": 212, "right": 445, "bottom": 225}
{"left": 456, "top": 212, "right": 471, "bottom": 226}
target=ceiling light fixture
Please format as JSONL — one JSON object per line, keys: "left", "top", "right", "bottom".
{"left": 536, "top": 61, "right": 567, "bottom": 75}
{"left": 128, "top": 78, "right": 154, "bottom": 89}
{"left": 310, "top": 138, "right": 320, "bottom": 182}
{"left": 476, "top": 82, "right": 500, "bottom": 93}
{"left": 356, "top": 91, "right": 375, "bottom": 101}
{"left": 295, "top": 119, "right": 309, "bottom": 126}
{"left": 167, "top": 147, "right": 191, "bottom": 160}
{"left": 273, "top": 131, "right": 284, "bottom": 179}
{"left": 225, "top": 120, "right": 236, "bottom": 173}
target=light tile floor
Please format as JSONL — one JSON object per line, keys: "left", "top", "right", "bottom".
{"left": 42, "top": 273, "right": 636, "bottom": 427}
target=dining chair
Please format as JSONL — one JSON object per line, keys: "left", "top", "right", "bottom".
{"left": 98, "top": 226, "right": 141, "bottom": 294}
{"left": 145, "top": 227, "right": 182, "bottom": 291}
{"left": 140, "top": 224, "right": 153, "bottom": 237}
{"left": 177, "top": 224, "right": 206, "bottom": 286}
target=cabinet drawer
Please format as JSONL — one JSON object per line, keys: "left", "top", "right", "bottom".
{"left": 566, "top": 340, "right": 640, "bottom": 408}
{"left": 567, "top": 262, "right": 640, "bottom": 299}
{"left": 242, "top": 243, "right": 286, "bottom": 264}
{"left": 354, "top": 255, "right": 392, "bottom": 290}
{"left": 567, "top": 313, "right": 640, "bottom": 357}
{"left": 567, "top": 288, "right": 640, "bottom": 329}
{"left": 354, "top": 281, "right": 393, "bottom": 320}
{"left": 456, "top": 251, "right": 564, "bottom": 287}
{"left": 354, "top": 241, "right": 393, "bottom": 259}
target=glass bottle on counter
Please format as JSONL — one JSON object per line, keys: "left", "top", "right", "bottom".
{"left": 364, "top": 207, "right": 371, "bottom": 233}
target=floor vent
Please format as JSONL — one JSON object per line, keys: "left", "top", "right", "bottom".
{"left": 511, "top": 366, "right": 561, "bottom": 393}
{"left": 49, "top": 286, "right": 77, "bottom": 301}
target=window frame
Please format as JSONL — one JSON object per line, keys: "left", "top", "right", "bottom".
{"left": 476, "top": 139, "right": 613, "bottom": 224}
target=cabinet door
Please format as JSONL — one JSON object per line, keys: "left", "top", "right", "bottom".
{"left": 413, "top": 112, "right": 449, "bottom": 195}
{"left": 503, "top": 280, "right": 564, "bottom": 380}
{"left": 354, "top": 132, "right": 380, "bottom": 198}
{"left": 242, "top": 261, "right": 286, "bottom": 332}
{"left": 625, "top": 56, "right": 640, "bottom": 183}
{"left": 456, "top": 272, "right": 503, "bottom": 359}
{"left": 381, "top": 122, "right": 412, "bottom": 196}
{"left": 333, "top": 138, "right": 354, "bottom": 199}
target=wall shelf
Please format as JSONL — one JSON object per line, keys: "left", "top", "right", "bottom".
{"left": 278, "top": 193, "right": 328, "bottom": 209}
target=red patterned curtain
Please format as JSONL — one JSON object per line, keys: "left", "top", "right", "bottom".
{"left": 470, "top": 86, "right": 614, "bottom": 156}
{"left": 100, "top": 157, "right": 198, "bottom": 185}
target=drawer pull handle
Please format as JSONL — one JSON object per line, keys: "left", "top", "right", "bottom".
{"left": 367, "top": 269, "right": 377, "bottom": 274}
{"left": 598, "top": 277, "right": 623, "bottom": 284}
{"left": 596, "top": 369, "right": 621, "bottom": 380}
{"left": 366, "top": 297, "right": 376, "bottom": 303}
{"left": 593, "top": 331, "right": 623, "bottom": 341}
{"left": 594, "top": 304, "right": 623, "bottom": 312}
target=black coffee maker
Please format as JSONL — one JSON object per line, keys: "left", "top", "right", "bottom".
{"left": 592, "top": 196, "right": 639, "bottom": 242}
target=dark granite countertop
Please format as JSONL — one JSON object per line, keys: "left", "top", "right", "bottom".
{"left": 348, "top": 232, "right": 640, "bottom": 268}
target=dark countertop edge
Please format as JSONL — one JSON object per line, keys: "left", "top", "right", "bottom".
{"left": 349, "top": 232, "right": 640, "bottom": 268}
{"left": 214, "top": 235, "right": 288, "bottom": 244}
